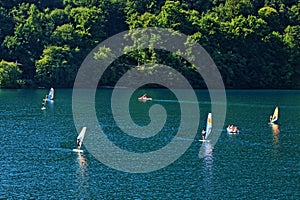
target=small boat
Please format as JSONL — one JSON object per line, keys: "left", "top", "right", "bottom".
{"left": 199, "top": 113, "right": 212, "bottom": 142}
{"left": 138, "top": 97, "right": 152, "bottom": 101}
{"left": 226, "top": 125, "right": 239, "bottom": 134}
{"left": 269, "top": 106, "right": 278, "bottom": 125}
{"left": 138, "top": 94, "right": 152, "bottom": 101}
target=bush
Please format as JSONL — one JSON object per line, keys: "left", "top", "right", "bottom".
{"left": 0, "top": 60, "right": 22, "bottom": 88}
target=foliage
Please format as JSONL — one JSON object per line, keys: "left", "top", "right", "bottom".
{"left": 0, "top": 0, "right": 299, "bottom": 88}
{"left": 35, "top": 45, "right": 78, "bottom": 87}
{"left": 0, "top": 60, "right": 22, "bottom": 88}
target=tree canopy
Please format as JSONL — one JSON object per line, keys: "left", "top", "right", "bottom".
{"left": 0, "top": 0, "right": 299, "bottom": 88}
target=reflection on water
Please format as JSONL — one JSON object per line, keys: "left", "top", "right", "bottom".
{"left": 271, "top": 124, "right": 280, "bottom": 154}
{"left": 272, "top": 124, "right": 280, "bottom": 142}
{"left": 76, "top": 153, "right": 89, "bottom": 198}
{"left": 272, "top": 124, "right": 280, "bottom": 135}
{"left": 201, "top": 142, "right": 214, "bottom": 197}
{"left": 77, "top": 153, "right": 88, "bottom": 176}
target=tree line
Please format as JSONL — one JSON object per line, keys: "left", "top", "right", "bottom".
{"left": 0, "top": 0, "right": 299, "bottom": 89}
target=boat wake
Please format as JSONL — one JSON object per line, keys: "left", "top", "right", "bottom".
{"left": 152, "top": 99, "right": 212, "bottom": 105}
{"left": 48, "top": 147, "right": 73, "bottom": 152}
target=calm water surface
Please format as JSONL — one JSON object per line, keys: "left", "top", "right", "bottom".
{"left": 0, "top": 89, "right": 299, "bottom": 199}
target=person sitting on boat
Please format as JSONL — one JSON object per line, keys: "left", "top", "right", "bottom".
{"left": 227, "top": 125, "right": 239, "bottom": 133}
{"left": 201, "top": 129, "right": 206, "bottom": 140}
{"left": 227, "top": 125, "right": 232, "bottom": 132}
{"left": 233, "top": 126, "right": 238, "bottom": 133}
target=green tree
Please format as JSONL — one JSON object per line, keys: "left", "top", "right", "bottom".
{"left": 284, "top": 25, "right": 300, "bottom": 87}
{"left": 125, "top": 0, "right": 164, "bottom": 16}
{"left": 0, "top": 6, "right": 14, "bottom": 59}
{"left": 69, "top": 6, "right": 106, "bottom": 44}
{"left": 182, "top": 0, "right": 213, "bottom": 12}
{"left": 3, "top": 3, "right": 46, "bottom": 79}
{"left": 51, "top": 23, "right": 80, "bottom": 48}
{"left": 287, "top": 4, "right": 300, "bottom": 25}
{"left": 103, "top": 0, "right": 128, "bottom": 37}
{"left": 35, "top": 45, "right": 77, "bottom": 87}
{"left": 258, "top": 6, "right": 281, "bottom": 30}
{"left": 0, "top": 0, "right": 298, "bottom": 88}
{"left": 0, "top": 6, "right": 13, "bottom": 43}
{"left": 0, "top": 60, "right": 22, "bottom": 88}
{"left": 49, "top": 8, "right": 70, "bottom": 27}
{"left": 63, "top": 0, "right": 103, "bottom": 7}
{"left": 213, "top": 0, "right": 255, "bottom": 20}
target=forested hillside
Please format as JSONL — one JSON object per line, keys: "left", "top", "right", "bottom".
{"left": 0, "top": 0, "right": 299, "bottom": 88}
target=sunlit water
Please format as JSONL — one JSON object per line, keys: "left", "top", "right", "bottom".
{"left": 0, "top": 89, "right": 299, "bottom": 199}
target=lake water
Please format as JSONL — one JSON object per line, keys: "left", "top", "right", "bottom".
{"left": 0, "top": 89, "right": 299, "bottom": 199}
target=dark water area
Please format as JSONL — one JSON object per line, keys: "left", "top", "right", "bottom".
{"left": 0, "top": 89, "right": 299, "bottom": 199}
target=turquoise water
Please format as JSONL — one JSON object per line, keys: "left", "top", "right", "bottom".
{"left": 0, "top": 89, "right": 299, "bottom": 199}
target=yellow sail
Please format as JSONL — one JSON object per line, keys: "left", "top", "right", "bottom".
{"left": 271, "top": 107, "right": 278, "bottom": 123}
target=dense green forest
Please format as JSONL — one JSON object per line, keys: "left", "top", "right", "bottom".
{"left": 0, "top": 0, "right": 299, "bottom": 89}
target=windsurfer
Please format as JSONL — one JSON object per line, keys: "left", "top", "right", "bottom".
{"left": 201, "top": 129, "right": 206, "bottom": 140}
{"left": 41, "top": 95, "right": 47, "bottom": 109}
{"left": 77, "top": 138, "right": 82, "bottom": 150}
{"left": 43, "top": 94, "right": 48, "bottom": 101}
{"left": 41, "top": 101, "right": 46, "bottom": 109}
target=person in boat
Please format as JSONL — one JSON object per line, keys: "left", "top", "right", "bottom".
{"left": 227, "top": 125, "right": 232, "bottom": 132}
{"left": 232, "top": 126, "right": 238, "bottom": 133}
{"left": 139, "top": 93, "right": 150, "bottom": 100}
{"left": 201, "top": 129, "right": 206, "bottom": 140}
{"left": 227, "top": 125, "right": 239, "bottom": 133}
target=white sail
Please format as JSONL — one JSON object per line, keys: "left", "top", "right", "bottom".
{"left": 48, "top": 88, "right": 54, "bottom": 100}
{"left": 73, "top": 127, "right": 87, "bottom": 153}
{"left": 77, "top": 127, "right": 87, "bottom": 143}
{"left": 205, "top": 113, "right": 212, "bottom": 139}
{"left": 271, "top": 107, "right": 279, "bottom": 123}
